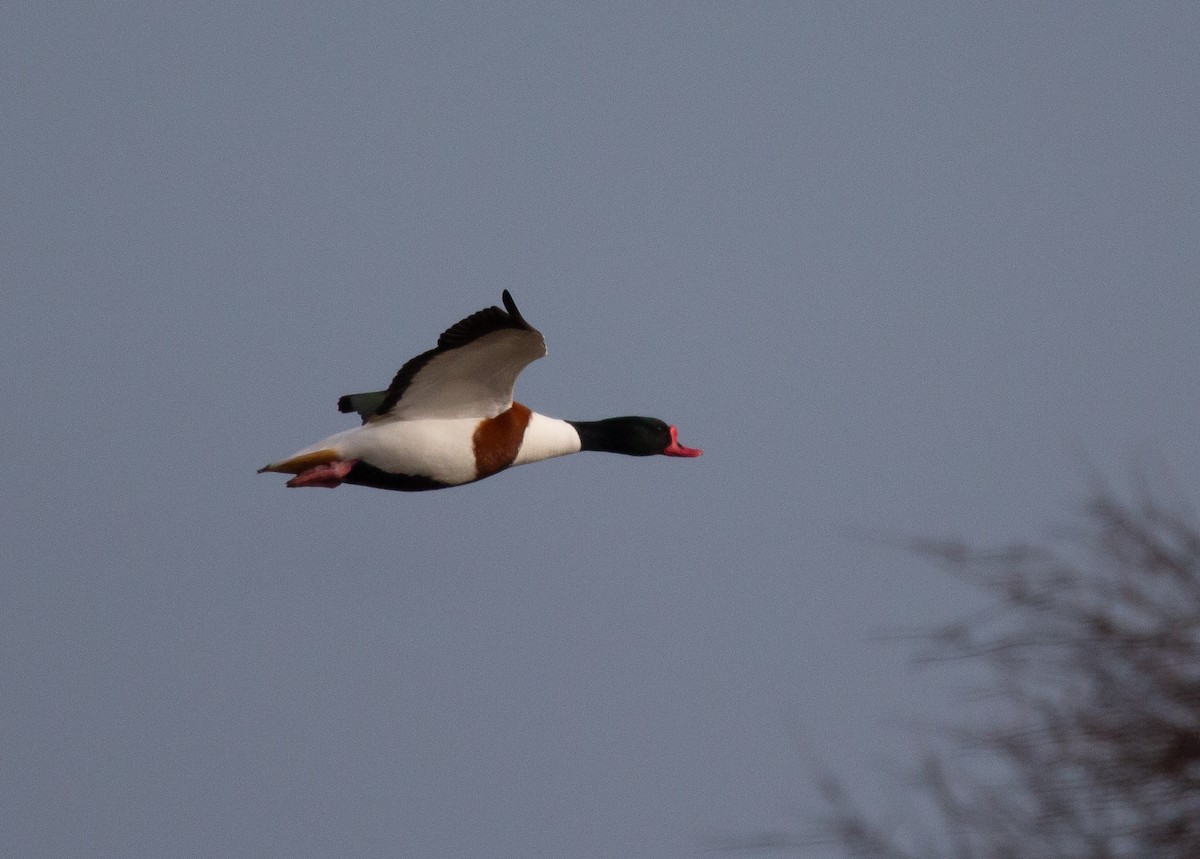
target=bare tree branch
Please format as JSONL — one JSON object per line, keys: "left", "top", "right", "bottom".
{"left": 811, "top": 485, "right": 1200, "bottom": 859}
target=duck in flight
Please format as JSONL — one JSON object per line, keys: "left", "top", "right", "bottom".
{"left": 258, "top": 291, "right": 702, "bottom": 491}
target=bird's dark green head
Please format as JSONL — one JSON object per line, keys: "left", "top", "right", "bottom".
{"left": 567, "top": 416, "right": 703, "bottom": 457}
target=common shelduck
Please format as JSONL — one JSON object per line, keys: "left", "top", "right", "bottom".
{"left": 258, "top": 291, "right": 702, "bottom": 491}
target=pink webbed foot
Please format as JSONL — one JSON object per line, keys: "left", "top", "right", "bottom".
{"left": 286, "top": 459, "right": 359, "bottom": 489}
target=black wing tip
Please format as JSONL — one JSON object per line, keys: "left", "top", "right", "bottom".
{"left": 336, "top": 394, "right": 355, "bottom": 413}
{"left": 501, "top": 290, "right": 531, "bottom": 329}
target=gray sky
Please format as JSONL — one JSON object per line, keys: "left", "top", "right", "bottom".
{"left": 4, "top": 4, "right": 1198, "bottom": 857}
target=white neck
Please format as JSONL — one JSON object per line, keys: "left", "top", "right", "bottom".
{"left": 512, "top": 412, "right": 582, "bottom": 466}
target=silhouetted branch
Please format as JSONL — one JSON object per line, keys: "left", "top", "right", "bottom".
{"left": 811, "top": 484, "right": 1200, "bottom": 859}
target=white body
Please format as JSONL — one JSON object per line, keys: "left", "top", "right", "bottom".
{"left": 287, "top": 411, "right": 582, "bottom": 486}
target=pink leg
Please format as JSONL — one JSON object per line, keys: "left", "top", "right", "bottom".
{"left": 286, "top": 459, "right": 359, "bottom": 489}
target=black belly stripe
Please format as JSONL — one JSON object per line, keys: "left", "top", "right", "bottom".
{"left": 345, "top": 462, "right": 454, "bottom": 493}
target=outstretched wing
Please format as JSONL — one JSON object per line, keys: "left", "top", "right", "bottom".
{"left": 338, "top": 291, "right": 546, "bottom": 423}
